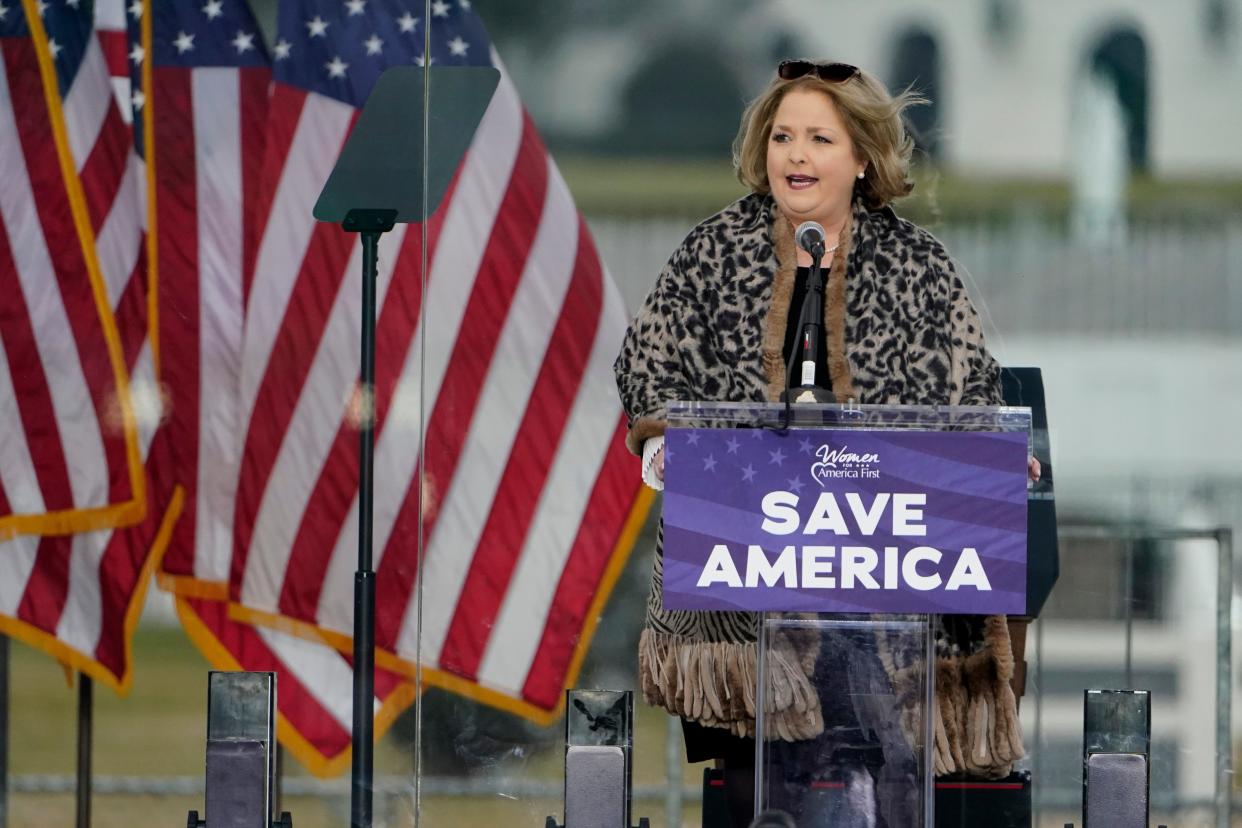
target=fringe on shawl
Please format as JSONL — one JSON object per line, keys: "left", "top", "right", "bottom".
{"left": 638, "top": 627, "right": 825, "bottom": 742}
{"left": 885, "top": 615, "right": 1025, "bottom": 779}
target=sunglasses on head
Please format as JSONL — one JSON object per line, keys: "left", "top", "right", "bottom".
{"left": 777, "top": 59, "right": 860, "bottom": 83}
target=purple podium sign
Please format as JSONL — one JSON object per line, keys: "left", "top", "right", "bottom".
{"left": 662, "top": 427, "right": 1028, "bottom": 614}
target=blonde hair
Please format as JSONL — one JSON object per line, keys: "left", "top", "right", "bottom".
{"left": 732, "top": 65, "right": 926, "bottom": 209}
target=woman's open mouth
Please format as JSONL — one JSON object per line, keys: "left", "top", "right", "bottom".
{"left": 786, "top": 174, "right": 818, "bottom": 190}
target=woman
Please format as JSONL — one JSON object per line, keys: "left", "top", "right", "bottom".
{"left": 614, "top": 60, "right": 1029, "bottom": 825}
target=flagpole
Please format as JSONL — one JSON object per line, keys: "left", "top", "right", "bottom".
{"left": 76, "top": 675, "right": 92, "bottom": 828}
{"left": 349, "top": 210, "right": 396, "bottom": 828}
{"left": 1, "top": 635, "right": 8, "bottom": 828}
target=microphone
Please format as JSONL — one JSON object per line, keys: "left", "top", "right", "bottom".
{"left": 794, "top": 221, "right": 826, "bottom": 255}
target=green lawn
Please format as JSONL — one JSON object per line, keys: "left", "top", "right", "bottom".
{"left": 555, "top": 155, "right": 1242, "bottom": 222}
{"left": 4, "top": 621, "right": 706, "bottom": 827}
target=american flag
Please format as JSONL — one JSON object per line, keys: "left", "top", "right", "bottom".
{"left": 129, "top": 0, "right": 647, "bottom": 772}
{"left": 217, "top": 0, "right": 645, "bottom": 742}
{"left": 0, "top": 0, "right": 148, "bottom": 539}
{"left": 0, "top": 0, "right": 175, "bottom": 690}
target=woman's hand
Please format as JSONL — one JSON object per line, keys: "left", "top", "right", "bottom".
{"left": 655, "top": 444, "right": 665, "bottom": 481}
{"left": 1028, "top": 456, "right": 1041, "bottom": 482}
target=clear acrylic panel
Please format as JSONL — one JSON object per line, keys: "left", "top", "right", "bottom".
{"left": 1025, "top": 528, "right": 1234, "bottom": 828}
{"left": 667, "top": 400, "right": 1034, "bottom": 433}
{"left": 756, "top": 615, "right": 934, "bottom": 826}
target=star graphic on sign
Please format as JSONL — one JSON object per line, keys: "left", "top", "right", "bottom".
{"left": 131, "top": 88, "right": 145, "bottom": 111}
{"left": 0, "top": 3, "right": 9, "bottom": 20}
{"left": 685, "top": 432, "right": 700, "bottom": 446}
{"left": 768, "top": 448, "right": 786, "bottom": 466}
{"left": 35, "top": 0, "right": 48, "bottom": 16}
{"left": 273, "top": 38, "right": 291, "bottom": 59}
{"left": 363, "top": 34, "right": 383, "bottom": 55}
{"left": 447, "top": 36, "right": 469, "bottom": 56}
{"left": 798, "top": 437, "right": 814, "bottom": 454}
{"left": 127, "top": 0, "right": 141, "bottom": 17}
{"left": 750, "top": 428, "right": 765, "bottom": 439}
{"left": 741, "top": 464, "right": 757, "bottom": 483}
{"left": 459, "top": 0, "right": 471, "bottom": 9}
{"left": 173, "top": 31, "right": 195, "bottom": 53}
{"left": 232, "top": 30, "right": 255, "bottom": 53}
{"left": 344, "top": 0, "right": 365, "bottom": 14}
{"left": 201, "top": 0, "right": 222, "bottom": 19}
{"left": 46, "top": 37, "right": 62, "bottom": 58}
{"left": 725, "top": 436, "right": 741, "bottom": 454}
{"left": 128, "top": 43, "right": 144, "bottom": 63}
{"left": 431, "top": 0, "right": 450, "bottom": 16}
{"left": 396, "top": 12, "right": 418, "bottom": 32}
{"left": 325, "top": 55, "right": 349, "bottom": 78}
{"left": 703, "top": 454, "right": 718, "bottom": 472}
{"left": 786, "top": 477, "right": 805, "bottom": 494}
{"left": 66, "top": 0, "right": 81, "bottom": 8}
{"left": 306, "top": 15, "right": 328, "bottom": 36}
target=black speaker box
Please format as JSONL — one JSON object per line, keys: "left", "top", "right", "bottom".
{"left": 935, "top": 770, "right": 1032, "bottom": 828}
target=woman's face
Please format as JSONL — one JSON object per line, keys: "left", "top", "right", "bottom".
{"left": 765, "top": 88, "right": 865, "bottom": 230}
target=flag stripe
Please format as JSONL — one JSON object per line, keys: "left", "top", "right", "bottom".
{"left": 150, "top": 66, "right": 203, "bottom": 582}
{"left": 16, "top": 537, "right": 72, "bottom": 633}
{"left": 53, "top": 527, "right": 110, "bottom": 659}
{"left": 0, "top": 538, "right": 39, "bottom": 617}
{"left": 193, "top": 66, "right": 246, "bottom": 583}
{"left": 91, "top": 138, "right": 144, "bottom": 307}
{"left": 61, "top": 37, "right": 111, "bottom": 173}
{"left": 97, "top": 30, "right": 128, "bottom": 79}
{"left": 112, "top": 253, "right": 149, "bottom": 367}
{"left": 244, "top": 84, "right": 307, "bottom": 308}
{"left": 77, "top": 104, "right": 129, "bottom": 233}
{"left": 438, "top": 211, "right": 604, "bottom": 677}
{"left": 238, "top": 66, "right": 267, "bottom": 313}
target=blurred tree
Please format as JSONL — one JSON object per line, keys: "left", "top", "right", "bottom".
{"left": 602, "top": 40, "right": 744, "bottom": 157}
{"left": 471, "top": 0, "right": 574, "bottom": 46}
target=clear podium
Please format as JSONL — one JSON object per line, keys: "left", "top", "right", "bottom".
{"left": 661, "top": 400, "right": 1032, "bottom": 826}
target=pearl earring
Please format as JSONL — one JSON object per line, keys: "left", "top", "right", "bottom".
{"left": 857, "top": 171, "right": 865, "bottom": 179}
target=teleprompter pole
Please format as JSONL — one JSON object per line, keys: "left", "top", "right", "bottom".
{"left": 348, "top": 210, "right": 396, "bottom": 828}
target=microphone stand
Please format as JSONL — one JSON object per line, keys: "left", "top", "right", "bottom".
{"left": 780, "top": 242, "right": 835, "bottom": 428}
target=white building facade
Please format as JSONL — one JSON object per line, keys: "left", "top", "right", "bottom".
{"left": 768, "top": 0, "right": 1242, "bottom": 177}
